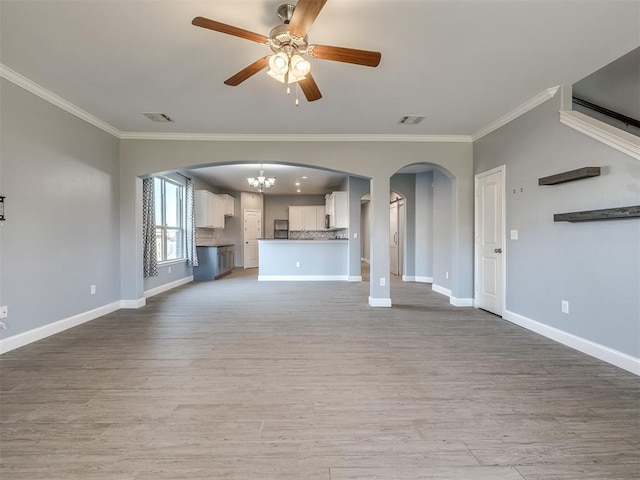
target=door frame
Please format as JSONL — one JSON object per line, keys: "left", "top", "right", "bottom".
{"left": 474, "top": 165, "right": 506, "bottom": 315}
{"left": 243, "top": 208, "right": 261, "bottom": 269}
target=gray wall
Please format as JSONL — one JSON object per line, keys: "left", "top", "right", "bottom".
{"left": 118, "top": 139, "right": 474, "bottom": 304}
{"left": 347, "top": 176, "right": 370, "bottom": 278}
{"left": 391, "top": 174, "right": 417, "bottom": 279}
{"left": 263, "top": 194, "right": 325, "bottom": 238}
{"left": 573, "top": 46, "right": 639, "bottom": 135}
{"left": 474, "top": 94, "right": 640, "bottom": 357}
{"left": 415, "top": 171, "right": 434, "bottom": 280}
{"left": 361, "top": 200, "right": 371, "bottom": 262}
{"left": 0, "top": 79, "right": 121, "bottom": 338}
{"left": 432, "top": 169, "right": 454, "bottom": 291}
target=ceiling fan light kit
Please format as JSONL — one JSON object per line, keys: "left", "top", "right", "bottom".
{"left": 192, "top": 0, "right": 381, "bottom": 104}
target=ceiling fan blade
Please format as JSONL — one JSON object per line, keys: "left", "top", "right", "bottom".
{"left": 288, "top": 0, "right": 328, "bottom": 39}
{"left": 298, "top": 73, "right": 322, "bottom": 102}
{"left": 308, "top": 45, "right": 381, "bottom": 67}
{"left": 224, "top": 56, "right": 270, "bottom": 86}
{"left": 192, "top": 16, "right": 268, "bottom": 44}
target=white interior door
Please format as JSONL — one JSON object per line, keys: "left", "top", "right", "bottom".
{"left": 475, "top": 167, "right": 504, "bottom": 315}
{"left": 244, "top": 209, "right": 261, "bottom": 269}
{"left": 390, "top": 202, "right": 399, "bottom": 276}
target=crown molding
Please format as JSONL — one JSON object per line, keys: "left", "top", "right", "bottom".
{"left": 560, "top": 110, "right": 640, "bottom": 161}
{"left": 472, "top": 86, "right": 560, "bottom": 141}
{"left": 1, "top": 63, "right": 472, "bottom": 143}
{"left": 0, "top": 63, "right": 122, "bottom": 138}
{"left": 119, "top": 132, "right": 472, "bottom": 142}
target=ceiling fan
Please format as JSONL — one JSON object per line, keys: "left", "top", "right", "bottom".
{"left": 192, "top": 0, "right": 381, "bottom": 104}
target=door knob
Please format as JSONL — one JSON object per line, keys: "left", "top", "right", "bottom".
{"left": 494, "top": 248, "right": 502, "bottom": 253}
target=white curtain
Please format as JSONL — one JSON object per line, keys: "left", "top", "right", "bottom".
{"left": 185, "top": 178, "right": 199, "bottom": 267}
{"left": 142, "top": 178, "right": 158, "bottom": 277}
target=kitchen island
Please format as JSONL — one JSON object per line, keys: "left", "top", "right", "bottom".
{"left": 258, "top": 239, "right": 348, "bottom": 281}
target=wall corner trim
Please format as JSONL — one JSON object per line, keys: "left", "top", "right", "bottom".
{"left": 369, "top": 296, "right": 392, "bottom": 307}
{"left": 559, "top": 110, "right": 640, "bottom": 161}
{"left": 503, "top": 310, "right": 640, "bottom": 376}
{"left": 0, "top": 301, "right": 122, "bottom": 355}
{"left": 432, "top": 284, "right": 452, "bottom": 298}
{"left": 144, "top": 276, "right": 193, "bottom": 298}
{"left": 450, "top": 297, "right": 474, "bottom": 307}
{"left": 120, "top": 298, "right": 146, "bottom": 309}
{"left": 0, "top": 63, "right": 122, "bottom": 138}
{"left": 472, "top": 86, "right": 560, "bottom": 141}
{"left": 415, "top": 276, "right": 434, "bottom": 283}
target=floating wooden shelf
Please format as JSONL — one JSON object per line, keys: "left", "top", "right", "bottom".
{"left": 539, "top": 167, "right": 601, "bottom": 185}
{"left": 554, "top": 205, "right": 640, "bottom": 223}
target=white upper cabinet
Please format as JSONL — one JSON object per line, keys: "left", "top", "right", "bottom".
{"left": 195, "top": 190, "right": 225, "bottom": 229}
{"left": 219, "top": 194, "right": 235, "bottom": 217}
{"left": 325, "top": 192, "right": 348, "bottom": 229}
{"left": 288, "top": 205, "right": 327, "bottom": 231}
{"left": 288, "top": 206, "right": 304, "bottom": 231}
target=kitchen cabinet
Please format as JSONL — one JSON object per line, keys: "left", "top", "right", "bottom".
{"left": 325, "top": 191, "right": 349, "bottom": 229}
{"left": 195, "top": 190, "right": 225, "bottom": 229}
{"left": 219, "top": 194, "right": 235, "bottom": 217}
{"left": 288, "top": 205, "right": 326, "bottom": 231}
{"left": 193, "top": 245, "right": 235, "bottom": 280}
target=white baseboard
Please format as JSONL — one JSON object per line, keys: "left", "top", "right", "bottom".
{"left": 402, "top": 275, "right": 415, "bottom": 282}
{"left": 144, "top": 276, "right": 193, "bottom": 298}
{"left": 258, "top": 275, "right": 349, "bottom": 281}
{"left": 369, "top": 296, "right": 392, "bottom": 307}
{"left": 0, "top": 301, "right": 122, "bottom": 354}
{"left": 451, "top": 296, "right": 474, "bottom": 307}
{"left": 432, "top": 284, "right": 452, "bottom": 297}
{"left": 415, "top": 276, "right": 433, "bottom": 283}
{"left": 0, "top": 277, "right": 198, "bottom": 355}
{"left": 348, "top": 276, "right": 363, "bottom": 282}
{"left": 432, "top": 284, "right": 473, "bottom": 307}
{"left": 503, "top": 309, "right": 640, "bottom": 376}
{"left": 120, "top": 298, "right": 146, "bottom": 309}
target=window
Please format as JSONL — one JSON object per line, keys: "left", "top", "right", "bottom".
{"left": 154, "top": 177, "right": 185, "bottom": 262}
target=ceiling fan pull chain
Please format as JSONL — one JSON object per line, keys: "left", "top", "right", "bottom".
{"left": 295, "top": 82, "right": 300, "bottom": 107}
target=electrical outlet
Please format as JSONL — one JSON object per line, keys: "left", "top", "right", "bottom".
{"left": 446, "top": 272, "right": 449, "bottom": 279}
{"left": 168, "top": 266, "right": 172, "bottom": 274}
{"left": 296, "top": 261, "right": 300, "bottom": 268}
{"left": 561, "top": 300, "right": 569, "bottom": 314}
{"left": 0, "top": 306, "right": 7, "bottom": 319}
{"left": 353, "top": 232, "right": 358, "bottom": 239}
{"left": 380, "top": 277, "right": 386, "bottom": 286}
{"left": 90, "top": 285, "right": 96, "bottom": 295}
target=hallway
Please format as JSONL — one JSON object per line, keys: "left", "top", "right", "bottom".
{"left": 1, "top": 270, "right": 638, "bottom": 479}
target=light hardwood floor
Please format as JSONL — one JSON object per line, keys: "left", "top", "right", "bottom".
{"left": 1, "top": 267, "right": 639, "bottom": 479}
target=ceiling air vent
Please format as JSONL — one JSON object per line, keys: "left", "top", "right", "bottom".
{"left": 143, "top": 112, "right": 174, "bottom": 122}
{"left": 398, "top": 115, "right": 425, "bottom": 125}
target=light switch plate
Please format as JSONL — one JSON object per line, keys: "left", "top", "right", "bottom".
{"left": 510, "top": 229, "right": 519, "bottom": 240}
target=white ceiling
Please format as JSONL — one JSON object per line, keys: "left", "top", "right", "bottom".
{"left": 1, "top": 0, "right": 638, "bottom": 193}
{"left": 188, "top": 162, "right": 350, "bottom": 195}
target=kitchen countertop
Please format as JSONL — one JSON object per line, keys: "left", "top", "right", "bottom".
{"left": 195, "top": 244, "right": 235, "bottom": 247}
{"left": 258, "top": 238, "right": 347, "bottom": 241}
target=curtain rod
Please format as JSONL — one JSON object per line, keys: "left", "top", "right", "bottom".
{"left": 175, "top": 171, "right": 192, "bottom": 181}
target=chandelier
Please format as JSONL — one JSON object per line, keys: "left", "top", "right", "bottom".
{"left": 247, "top": 166, "right": 276, "bottom": 193}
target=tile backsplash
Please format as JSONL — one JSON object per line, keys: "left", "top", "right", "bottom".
{"left": 196, "top": 228, "right": 221, "bottom": 246}
{"left": 289, "top": 229, "right": 348, "bottom": 240}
